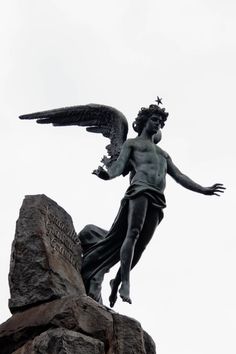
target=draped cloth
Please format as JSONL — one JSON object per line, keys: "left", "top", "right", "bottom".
{"left": 80, "top": 181, "right": 166, "bottom": 293}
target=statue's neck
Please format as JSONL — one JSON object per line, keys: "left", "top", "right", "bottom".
{"left": 139, "top": 129, "right": 154, "bottom": 141}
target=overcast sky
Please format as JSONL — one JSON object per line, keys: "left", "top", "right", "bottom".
{"left": 0, "top": 1, "right": 235, "bottom": 353}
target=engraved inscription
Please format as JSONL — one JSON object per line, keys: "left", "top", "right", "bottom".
{"left": 50, "top": 236, "right": 79, "bottom": 270}
{"left": 47, "top": 212, "right": 79, "bottom": 243}
{"left": 46, "top": 212, "right": 80, "bottom": 271}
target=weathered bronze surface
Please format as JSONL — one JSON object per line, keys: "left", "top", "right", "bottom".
{"left": 20, "top": 99, "right": 225, "bottom": 307}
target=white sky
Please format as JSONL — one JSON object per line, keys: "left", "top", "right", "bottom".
{"left": 0, "top": 1, "right": 235, "bottom": 353}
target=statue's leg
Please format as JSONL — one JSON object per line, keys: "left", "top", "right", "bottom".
{"left": 109, "top": 206, "right": 161, "bottom": 307}
{"left": 87, "top": 269, "right": 106, "bottom": 303}
{"left": 132, "top": 205, "right": 161, "bottom": 265}
{"left": 119, "top": 195, "right": 148, "bottom": 304}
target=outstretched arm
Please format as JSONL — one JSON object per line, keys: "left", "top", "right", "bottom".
{"left": 93, "top": 140, "right": 132, "bottom": 180}
{"left": 167, "top": 155, "right": 225, "bottom": 196}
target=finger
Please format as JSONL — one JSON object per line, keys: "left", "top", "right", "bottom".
{"left": 211, "top": 186, "right": 225, "bottom": 191}
{"left": 213, "top": 192, "right": 220, "bottom": 196}
{"left": 214, "top": 188, "right": 225, "bottom": 193}
{"left": 212, "top": 183, "right": 224, "bottom": 188}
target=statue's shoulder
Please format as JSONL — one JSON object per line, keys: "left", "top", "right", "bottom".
{"left": 124, "top": 138, "right": 137, "bottom": 147}
{"left": 156, "top": 145, "right": 169, "bottom": 159}
{"left": 125, "top": 137, "right": 148, "bottom": 150}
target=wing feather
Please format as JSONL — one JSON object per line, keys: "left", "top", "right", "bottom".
{"left": 19, "top": 104, "right": 128, "bottom": 168}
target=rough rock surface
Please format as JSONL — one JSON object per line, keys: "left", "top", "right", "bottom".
{"left": 1, "top": 194, "right": 156, "bottom": 353}
{"left": 0, "top": 296, "right": 113, "bottom": 354}
{"left": 12, "top": 328, "right": 105, "bottom": 354}
{"left": 8, "top": 195, "right": 85, "bottom": 313}
{"left": 112, "top": 313, "right": 147, "bottom": 354}
{"left": 0, "top": 295, "right": 156, "bottom": 353}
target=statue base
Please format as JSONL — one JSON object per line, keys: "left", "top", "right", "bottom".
{"left": 1, "top": 195, "right": 156, "bottom": 353}
{"left": 0, "top": 295, "right": 155, "bottom": 353}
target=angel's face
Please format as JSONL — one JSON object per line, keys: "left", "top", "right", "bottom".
{"left": 146, "top": 114, "right": 162, "bottom": 134}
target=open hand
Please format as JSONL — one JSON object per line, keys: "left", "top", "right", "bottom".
{"left": 203, "top": 183, "right": 226, "bottom": 196}
{"left": 92, "top": 166, "right": 110, "bottom": 180}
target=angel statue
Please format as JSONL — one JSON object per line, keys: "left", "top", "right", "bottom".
{"left": 20, "top": 98, "right": 225, "bottom": 307}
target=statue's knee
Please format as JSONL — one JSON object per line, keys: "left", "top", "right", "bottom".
{"left": 79, "top": 224, "right": 91, "bottom": 241}
{"left": 128, "top": 228, "right": 140, "bottom": 242}
{"left": 80, "top": 224, "right": 94, "bottom": 235}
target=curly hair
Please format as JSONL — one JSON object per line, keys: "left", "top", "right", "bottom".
{"left": 132, "top": 104, "right": 169, "bottom": 135}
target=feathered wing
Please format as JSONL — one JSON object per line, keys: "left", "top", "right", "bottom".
{"left": 19, "top": 104, "right": 128, "bottom": 169}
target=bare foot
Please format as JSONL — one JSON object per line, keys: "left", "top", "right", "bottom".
{"left": 109, "top": 279, "right": 119, "bottom": 308}
{"left": 119, "top": 281, "right": 132, "bottom": 304}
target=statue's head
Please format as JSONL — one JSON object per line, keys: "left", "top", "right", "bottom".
{"left": 132, "top": 98, "right": 169, "bottom": 135}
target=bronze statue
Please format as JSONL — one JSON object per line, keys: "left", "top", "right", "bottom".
{"left": 20, "top": 98, "right": 225, "bottom": 307}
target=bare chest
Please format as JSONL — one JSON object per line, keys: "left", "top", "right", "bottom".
{"left": 131, "top": 140, "right": 167, "bottom": 170}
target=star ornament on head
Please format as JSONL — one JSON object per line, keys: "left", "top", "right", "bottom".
{"left": 155, "top": 96, "right": 163, "bottom": 106}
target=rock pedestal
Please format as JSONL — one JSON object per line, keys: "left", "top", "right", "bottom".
{"left": 0, "top": 195, "right": 156, "bottom": 353}
{"left": 13, "top": 329, "right": 105, "bottom": 354}
{"left": 8, "top": 195, "right": 85, "bottom": 313}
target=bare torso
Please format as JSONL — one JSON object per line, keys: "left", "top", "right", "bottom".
{"left": 127, "top": 137, "right": 168, "bottom": 193}
{"left": 90, "top": 117, "right": 225, "bottom": 307}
